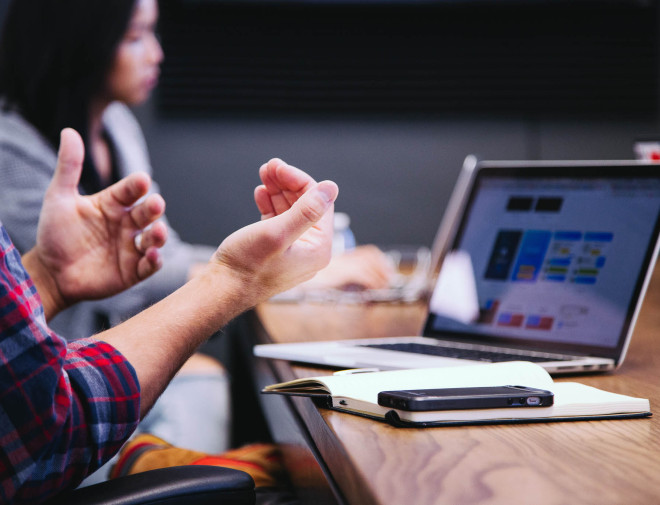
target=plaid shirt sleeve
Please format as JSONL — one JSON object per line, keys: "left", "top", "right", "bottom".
{"left": 0, "top": 224, "right": 141, "bottom": 505}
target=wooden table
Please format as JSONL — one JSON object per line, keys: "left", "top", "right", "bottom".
{"left": 248, "top": 268, "right": 660, "bottom": 505}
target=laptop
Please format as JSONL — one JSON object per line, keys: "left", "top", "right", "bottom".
{"left": 254, "top": 156, "right": 660, "bottom": 374}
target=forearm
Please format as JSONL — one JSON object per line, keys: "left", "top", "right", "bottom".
{"left": 98, "top": 262, "right": 257, "bottom": 416}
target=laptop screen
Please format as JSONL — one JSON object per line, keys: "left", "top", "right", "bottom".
{"left": 424, "top": 163, "right": 660, "bottom": 360}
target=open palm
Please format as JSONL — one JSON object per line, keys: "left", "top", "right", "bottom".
{"left": 35, "top": 128, "right": 167, "bottom": 305}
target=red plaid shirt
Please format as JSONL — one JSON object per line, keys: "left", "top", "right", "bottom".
{"left": 0, "top": 224, "right": 141, "bottom": 504}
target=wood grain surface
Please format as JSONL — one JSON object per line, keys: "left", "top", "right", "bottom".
{"left": 255, "top": 266, "right": 660, "bottom": 505}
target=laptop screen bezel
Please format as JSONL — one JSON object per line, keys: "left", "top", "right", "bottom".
{"left": 422, "top": 161, "right": 660, "bottom": 362}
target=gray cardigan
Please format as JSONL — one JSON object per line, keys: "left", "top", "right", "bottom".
{"left": 0, "top": 102, "right": 215, "bottom": 339}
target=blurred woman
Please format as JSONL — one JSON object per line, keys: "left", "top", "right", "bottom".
{"left": 0, "top": 0, "right": 214, "bottom": 341}
{"left": 0, "top": 0, "right": 229, "bottom": 480}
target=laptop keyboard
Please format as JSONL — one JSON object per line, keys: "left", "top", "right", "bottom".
{"left": 361, "top": 342, "right": 577, "bottom": 363}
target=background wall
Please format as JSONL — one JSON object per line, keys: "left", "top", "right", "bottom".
{"left": 135, "top": 105, "right": 658, "bottom": 249}
{"left": 135, "top": 0, "right": 659, "bottom": 249}
{"left": 2, "top": 0, "right": 657, "bottom": 249}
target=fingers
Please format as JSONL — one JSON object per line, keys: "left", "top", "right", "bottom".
{"left": 104, "top": 171, "right": 153, "bottom": 208}
{"left": 136, "top": 246, "right": 164, "bottom": 279}
{"left": 133, "top": 221, "right": 167, "bottom": 281}
{"left": 350, "top": 245, "right": 397, "bottom": 284}
{"left": 259, "top": 158, "right": 315, "bottom": 194}
{"left": 129, "top": 193, "right": 166, "bottom": 230}
{"left": 52, "top": 127, "right": 153, "bottom": 210}
{"left": 308, "top": 245, "right": 395, "bottom": 290}
{"left": 254, "top": 185, "right": 275, "bottom": 219}
{"left": 49, "top": 128, "right": 85, "bottom": 195}
{"left": 131, "top": 196, "right": 167, "bottom": 268}
{"left": 134, "top": 220, "right": 168, "bottom": 253}
{"left": 257, "top": 159, "right": 317, "bottom": 216}
{"left": 271, "top": 180, "right": 338, "bottom": 248}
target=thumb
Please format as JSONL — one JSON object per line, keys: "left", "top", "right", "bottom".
{"left": 275, "top": 180, "right": 339, "bottom": 245}
{"left": 50, "top": 128, "right": 85, "bottom": 195}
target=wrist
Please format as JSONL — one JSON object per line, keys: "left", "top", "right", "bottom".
{"left": 193, "top": 260, "right": 266, "bottom": 318}
{"left": 21, "top": 249, "right": 68, "bottom": 320}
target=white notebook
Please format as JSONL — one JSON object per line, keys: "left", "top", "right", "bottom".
{"left": 262, "top": 362, "right": 651, "bottom": 427}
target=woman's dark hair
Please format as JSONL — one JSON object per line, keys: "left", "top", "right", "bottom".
{"left": 0, "top": 0, "right": 136, "bottom": 191}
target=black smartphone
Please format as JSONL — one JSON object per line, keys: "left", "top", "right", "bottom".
{"left": 377, "top": 385, "right": 554, "bottom": 411}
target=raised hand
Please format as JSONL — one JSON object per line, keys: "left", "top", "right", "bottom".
{"left": 99, "top": 158, "right": 337, "bottom": 412}
{"left": 24, "top": 128, "right": 167, "bottom": 318}
{"left": 255, "top": 159, "right": 394, "bottom": 292}
{"left": 212, "top": 158, "right": 338, "bottom": 302}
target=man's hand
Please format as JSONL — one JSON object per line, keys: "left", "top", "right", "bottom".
{"left": 23, "top": 128, "right": 167, "bottom": 319}
{"left": 255, "top": 160, "right": 394, "bottom": 292}
{"left": 211, "top": 158, "right": 338, "bottom": 303}
{"left": 100, "top": 158, "right": 337, "bottom": 411}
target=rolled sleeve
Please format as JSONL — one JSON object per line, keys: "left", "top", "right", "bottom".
{"left": 0, "top": 225, "right": 141, "bottom": 504}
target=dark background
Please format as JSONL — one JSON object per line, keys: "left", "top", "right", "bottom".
{"left": 5, "top": 0, "right": 660, "bottom": 248}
